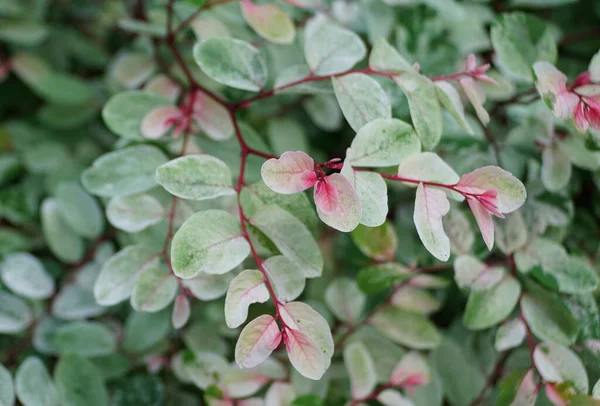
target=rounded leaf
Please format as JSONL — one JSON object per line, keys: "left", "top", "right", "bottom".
{"left": 241, "top": 0, "right": 295, "bottom": 44}
{"left": 0, "top": 253, "right": 54, "bottom": 299}
{"left": 225, "top": 269, "right": 270, "bottom": 328}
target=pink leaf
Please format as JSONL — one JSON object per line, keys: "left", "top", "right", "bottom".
{"left": 261, "top": 151, "right": 317, "bottom": 194}
{"left": 283, "top": 327, "right": 326, "bottom": 380}
{"left": 389, "top": 351, "right": 431, "bottom": 390}
{"left": 315, "top": 173, "right": 361, "bottom": 232}
{"left": 140, "top": 105, "right": 182, "bottom": 140}
{"left": 467, "top": 199, "right": 495, "bottom": 251}
{"left": 172, "top": 294, "right": 190, "bottom": 329}
{"left": 513, "top": 369, "right": 538, "bottom": 406}
{"left": 414, "top": 183, "right": 451, "bottom": 261}
{"left": 314, "top": 179, "right": 339, "bottom": 214}
{"left": 235, "top": 315, "right": 282, "bottom": 369}
{"left": 545, "top": 384, "right": 567, "bottom": 406}
{"left": 143, "top": 74, "right": 181, "bottom": 103}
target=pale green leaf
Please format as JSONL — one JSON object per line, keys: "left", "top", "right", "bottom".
{"left": 194, "top": 37, "right": 267, "bottom": 91}
{"left": 263, "top": 255, "right": 306, "bottom": 302}
{"left": 0, "top": 252, "right": 54, "bottom": 299}
{"left": 182, "top": 272, "right": 232, "bottom": 301}
{"left": 122, "top": 308, "right": 171, "bottom": 354}
{"left": 274, "top": 64, "right": 333, "bottom": 95}
{"left": 131, "top": 258, "right": 178, "bottom": 312}
{"left": 325, "top": 278, "right": 366, "bottom": 324}
{"left": 370, "top": 306, "right": 441, "bottom": 349}
{"left": 414, "top": 183, "right": 451, "bottom": 262}
{"left": 41, "top": 198, "right": 84, "bottom": 264}
{"left": 55, "top": 182, "right": 104, "bottom": 239}
{"left": 303, "top": 94, "right": 343, "bottom": 131}
{"left": 341, "top": 163, "right": 388, "bottom": 227}
{"left": 0, "top": 20, "right": 47, "bottom": 46}
{"left": 52, "top": 321, "right": 116, "bottom": 356}
{"left": 534, "top": 342, "right": 588, "bottom": 393}
{"left": 0, "top": 291, "right": 32, "bottom": 333}
{"left": 171, "top": 209, "right": 250, "bottom": 278}
{"left": 346, "top": 118, "right": 421, "bottom": 167}
{"left": 106, "top": 194, "right": 164, "bottom": 233}
{"left": 391, "top": 286, "right": 442, "bottom": 315}
{"left": 495, "top": 211, "right": 528, "bottom": 255}
{"left": 54, "top": 354, "right": 108, "bottom": 406}
{"left": 435, "top": 81, "right": 474, "bottom": 135}
{"left": 16, "top": 357, "right": 59, "bottom": 406}
{"left": 52, "top": 284, "right": 105, "bottom": 320}
{"left": 82, "top": 145, "right": 169, "bottom": 197}
{"left": 344, "top": 341, "right": 377, "bottom": 399}
{"left": 109, "top": 53, "right": 155, "bottom": 89}
{"left": 0, "top": 364, "right": 13, "bottom": 406}
{"left": 541, "top": 145, "right": 571, "bottom": 192}
{"left": 241, "top": 0, "right": 296, "bottom": 44}
{"left": 369, "top": 37, "right": 412, "bottom": 73}
{"left": 463, "top": 276, "right": 521, "bottom": 330}
{"left": 397, "top": 152, "right": 462, "bottom": 200}
{"left": 350, "top": 222, "right": 398, "bottom": 262}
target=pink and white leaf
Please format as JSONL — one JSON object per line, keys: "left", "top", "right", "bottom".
{"left": 343, "top": 341, "right": 377, "bottom": 399}
{"left": 413, "top": 183, "right": 451, "bottom": 262}
{"left": 172, "top": 294, "right": 190, "bottom": 329}
{"left": 315, "top": 173, "right": 361, "bottom": 232}
{"left": 389, "top": 351, "right": 431, "bottom": 390}
{"left": 512, "top": 369, "right": 538, "bottom": 406}
{"left": 225, "top": 269, "right": 270, "bottom": 328}
{"left": 284, "top": 327, "right": 327, "bottom": 380}
{"left": 191, "top": 90, "right": 234, "bottom": 140}
{"left": 459, "top": 77, "right": 490, "bottom": 126}
{"left": 235, "top": 315, "right": 282, "bottom": 369}
{"left": 545, "top": 384, "right": 567, "bottom": 406}
{"left": 241, "top": 0, "right": 295, "bottom": 45}
{"left": 314, "top": 179, "right": 339, "bottom": 214}
{"left": 265, "top": 382, "right": 295, "bottom": 406}
{"left": 143, "top": 74, "right": 181, "bottom": 102}
{"left": 141, "top": 105, "right": 182, "bottom": 139}
{"left": 467, "top": 199, "right": 495, "bottom": 251}
{"left": 377, "top": 389, "right": 414, "bottom": 406}
{"left": 533, "top": 62, "right": 579, "bottom": 120}
{"left": 261, "top": 151, "right": 317, "bottom": 194}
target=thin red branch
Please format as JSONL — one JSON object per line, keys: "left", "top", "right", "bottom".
{"left": 470, "top": 351, "right": 511, "bottom": 406}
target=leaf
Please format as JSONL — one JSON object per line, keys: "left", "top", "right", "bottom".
{"left": 350, "top": 221, "right": 398, "bottom": 261}
{"left": 491, "top": 12, "right": 557, "bottom": 81}
{"left": 0, "top": 20, "right": 47, "bottom": 46}
{"left": 266, "top": 382, "right": 295, "bottom": 406}
{"left": 235, "top": 315, "right": 282, "bottom": 369}
{"left": 250, "top": 205, "right": 323, "bottom": 277}
{"left": 357, "top": 262, "right": 412, "bottom": 294}
{"left": 267, "top": 119, "right": 309, "bottom": 156}
{"left": 109, "top": 53, "right": 155, "bottom": 88}
{"left": 54, "top": 354, "right": 108, "bottom": 406}
{"left": 391, "top": 286, "right": 442, "bottom": 315}
{"left": 183, "top": 352, "right": 229, "bottom": 390}
{"left": 315, "top": 173, "right": 361, "bottom": 232}
{"left": 41, "top": 198, "right": 84, "bottom": 264}
{"left": 497, "top": 369, "right": 537, "bottom": 406}
{"left": 192, "top": 90, "right": 234, "bottom": 140}
{"left": 55, "top": 182, "right": 104, "bottom": 239}
{"left": 107, "top": 194, "right": 164, "bottom": 233}
{"left": 263, "top": 255, "right": 306, "bottom": 302}
{"left": 369, "top": 37, "right": 412, "bottom": 73}
{"left": 341, "top": 163, "right": 388, "bottom": 227}
{"left": 194, "top": 37, "right": 267, "bottom": 91}
{"left": 241, "top": 0, "right": 295, "bottom": 44}
{"left": 463, "top": 276, "right": 521, "bottom": 330}
{"left": 82, "top": 145, "right": 169, "bottom": 198}
{"left": 394, "top": 72, "right": 443, "bottom": 150}
{"left": 377, "top": 389, "right": 414, "bottom": 406}
{"left": 156, "top": 155, "right": 235, "bottom": 201}
{"left": 171, "top": 210, "right": 250, "bottom": 278}
{"left": 495, "top": 211, "right": 528, "bottom": 255}
{"left": 110, "top": 374, "right": 166, "bottom": 406}
{"left": 520, "top": 285, "right": 579, "bottom": 346}
{"left": 303, "top": 94, "right": 343, "bottom": 131}
{"left": 304, "top": 14, "right": 366, "bottom": 75}
{"left": 389, "top": 351, "right": 431, "bottom": 388}
{"left": 397, "top": 152, "right": 462, "bottom": 200}
{"left": 140, "top": 105, "right": 182, "bottom": 140}
{"left": 542, "top": 145, "right": 571, "bottom": 192}
{"left": 280, "top": 301, "right": 334, "bottom": 380}
{"left": 0, "top": 364, "right": 14, "bottom": 406}
{"left": 332, "top": 73, "right": 391, "bottom": 132}
{"left": 0, "top": 252, "right": 54, "bottom": 299}
{"left": 131, "top": 258, "right": 178, "bottom": 312}
{"left": 534, "top": 342, "right": 589, "bottom": 393}
{"left": 94, "top": 245, "right": 156, "bottom": 306}
{"left": 181, "top": 272, "right": 232, "bottom": 301}
{"left": 102, "top": 91, "right": 171, "bottom": 139}
{"left": 0, "top": 291, "right": 32, "bottom": 333}
{"left": 325, "top": 278, "right": 366, "bottom": 324}
{"left": 345, "top": 118, "right": 421, "bottom": 167}
{"left": 172, "top": 295, "right": 190, "bottom": 329}
{"left": 225, "top": 269, "right": 270, "bottom": 328}
{"left": 261, "top": 151, "right": 316, "bottom": 194}
{"left": 414, "top": 183, "right": 451, "bottom": 262}
{"left": 370, "top": 306, "right": 441, "bottom": 349}
{"left": 444, "top": 209, "right": 475, "bottom": 256}
{"left": 15, "top": 357, "right": 59, "bottom": 406}
{"left": 454, "top": 256, "right": 505, "bottom": 292}
{"left": 432, "top": 338, "right": 485, "bottom": 406}
{"left": 344, "top": 341, "right": 377, "bottom": 399}
{"left": 52, "top": 321, "right": 116, "bottom": 356}
{"left": 435, "top": 81, "right": 474, "bottom": 135}
{"left": 122, "top": 309, "right": 171, "bottom": 354}
{"left": 52, "top": 284, "right": 105, "bottom": 320}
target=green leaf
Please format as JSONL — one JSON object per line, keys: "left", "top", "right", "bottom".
{"left": 0, "top": 290, "right": 32, "bottom": 333}
{"left": 0, "top": 20, "right": 48, "bottom": 46}
{"left": 369, "top": 37, "right": 412, "bottom": 73}
{"left": 102, "top": 91, "right": 170, "bottom": 140}
{"left": 370, "top": 306, "right": 441, "bottom": 349}
{"left": 391, "top": 286, "right": 441, "bottom": 315}
{"left": 303, "top": 94, "right": 343, "bottom": 132}
{"left": 82, "top": 145, "right": 169, "bottom": 197}
{"left": 344, "top": 341, "right": 377, "bottom": 399}
{"left": 541, "top": 145, "right": 571, "bottom": 192}
{"left": 106, "top": 194, "right": 164, "bottom": 233}
{"left": 263, "top": 255, "right": 306, "bottom": 302}
{"left": 123, "top": 308, "right": 171, "bottom": 354}
{"left": 55, "top": 182, "right": 104, "bottom": 239}
{"left": 194, "top": 37, "right": 267, "bottom": 91}
{"left": 111, "top": 374, "right": 165, "bottom": 406}
{"left": 350, "top": 222, "right": 398, "bottom": 261}
{"left": 241, "top": 0, "right": 296, "bottom": 44}
{"left": 534, "top": 342, "right": 588, "bottom": 393}
{"left": 304, "top": 14, "right": 366, "bottom": 75}
{"left": 325, "top": 278, "right": 366, "bottom": 324}
{"left": 520, "top": 283, "right": 579, "bottom": 346}
{"left": 0, "top": 252, "right": 55, "bottom": 299}
{"left": 490, "top": 12, "right": 557, "bottom": 81}
{"left": 463, "top": 276, "right": 521, "bottom": 330}
{"left": 432, "top": 337, "right": 485, "bottom": 406}
{"left": 15, "top": 357, "right": 59, "bottom": 406}
{"left": 181, "top": 272, "right": 232, "bottom": 301}
{"left": 394, "top": 72, "right": 443, "bottom": 150}
{"left": 41, "top": 198, "right": 84, "bottom": 264}
{"left": 274, "top": 64, "right": 333, "bottom": 95}
{"left": 249, "top": 205, "right": 323, "bottom": 278}
{"left": 332, "top": 73, "right": 391, "bottom": 132}
{"left": 435, "top": 81, "right": 474, "bottom": 135}
{"left": 94, "top": 245, "right": 157, "bottom": 306}
{"left": 0, "top": 364, "right": 14, "bottom": 406}
{"left": 171, "top": 210, "right": 250, "bottom": 278}
{"left": 52, "top": 284, "right": 105, "bottom": 320}
{"left": 267, "top": 119, "right": 309, "bottom": 156}
{"left": 131, "top": 258, "right": 178, "bottom": 312}
{"left": 52, "top": 321, "right": 116, "bottom": 356}
{"left": 54, "top": 354, "right": 108, "bottom": 406}
{"left": 346, "top": 118, "right": 421, "bottom": 167}
{"left": 495, "top": 211, "right": 528, "bottom": 255}
{"left": 413, "top": 183, "right": 451, "bottom": 262}
{"left": 357, "top": 262, "right": 412, "bottom": 294}
{"left": 109, "top": 53, "right": 156, "bottom": 89}
{"left": 155, "top": 155, "right": 235, "bottom": 201}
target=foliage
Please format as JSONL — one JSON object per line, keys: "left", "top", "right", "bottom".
{"left": 0, "top": 0, "right": 600, "bottom": 405}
